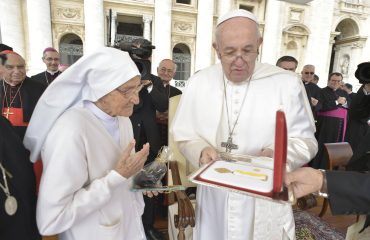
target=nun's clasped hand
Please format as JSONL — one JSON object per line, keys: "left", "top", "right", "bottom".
{"left": 115, "top": 141, "right": 150, "bottom": 178}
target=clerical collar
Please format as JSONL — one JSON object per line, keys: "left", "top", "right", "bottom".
{"left": 2, "top": 79, "right": 23, "bottom": 87}
{"left": 46, "top": 70, "right": 59, "bottom": 75}
{"left": 224, "top": 77, "right": 250, "bottom": 86}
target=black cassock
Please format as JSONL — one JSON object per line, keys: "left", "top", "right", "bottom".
{"left": 310, "top": 86, "right": 350, "bottom": 169}
{"left": 31, "top": 70, "right": 62, "bottom": 87}
{"left": 0, "top": 116, "right": 40, "bottom": 239}
{"left": 157, "top": 84, "right": 182, "bottom": 146}
{"left": 346, "top": 85, "right": 370, "bottom": 171}
{"left": 0, "top": 78, "right": 45, "bottom": 140}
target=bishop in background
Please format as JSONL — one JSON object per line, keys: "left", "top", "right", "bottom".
{"left": 31, "top": 47, "right": 62, "bottom": 87}
{"left": 171, "top": 9, "right": 317, "bottom": 240}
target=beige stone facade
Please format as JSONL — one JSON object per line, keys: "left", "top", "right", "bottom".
{"left": 0, "top": 0, "right": 369, "bottom": 89}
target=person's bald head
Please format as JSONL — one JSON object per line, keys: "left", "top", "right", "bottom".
{"left": 1, "top": 52, "right": 26, "bottom": 86}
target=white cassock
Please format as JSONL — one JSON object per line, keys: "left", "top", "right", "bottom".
{"left": 171, "top": 62, "right": 318, "bottom": 240}
{"left": 36, "top": 104, "right": 146, "bottom": 240}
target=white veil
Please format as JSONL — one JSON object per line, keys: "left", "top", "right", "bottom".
{"left": 24, "top": 47, "right": 140, "bottom": 162}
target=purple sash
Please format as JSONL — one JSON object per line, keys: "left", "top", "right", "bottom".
{"left": 317, "top": 108, "right": 348, "bottom": 141}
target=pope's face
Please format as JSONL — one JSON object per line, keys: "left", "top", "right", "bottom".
{"left": 96, "top": 76, "right": 141, "bottom": 117}
{"left": 214, "top": 17, "right": 262, "bottom": 83}
{"left": 2, "top": 54, "right": 26, "bottom": 86}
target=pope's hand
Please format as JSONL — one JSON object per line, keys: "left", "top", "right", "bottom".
{"left": 260, "top": 148, "right": 273, "bottom": 158}
{"left": 284, "top": 167, "right": 324, "bottom": 198}
{"left": 115, "top": 141, "right": 150, "bottom": 179}
{"left": 200, "top": 146, "right": 218, "bottom": 165}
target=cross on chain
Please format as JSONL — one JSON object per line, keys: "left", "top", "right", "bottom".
{"left": 3, "top": 108, "right": 14, "bottom": 119}
{"left": 221, "top": 136, "right": 238, "bottom": 153}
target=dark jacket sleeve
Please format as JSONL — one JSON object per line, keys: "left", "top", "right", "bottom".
{"left": 327, "top": 170, "right": 370, "bottom": 215}
{"left": 149, "top": 74, "right": 168, "bottom": 112}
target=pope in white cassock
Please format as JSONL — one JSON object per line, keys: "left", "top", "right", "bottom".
{"left": 171, "top": 10, "right": 318, "bottom": 240}
{"left": 24, "top": 47, "right": 152, "bottom": 240}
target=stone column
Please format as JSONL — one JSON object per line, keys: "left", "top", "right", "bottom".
{"left": 110, "top": 11, "right": 117, "bottom": 46}
{"left": 153, "top": 0, "right": 172, "bottom": 71}
{"left": 26, "top": 0, "right": 53, "bottom": 75}
{"left": 195, "top": 0, "right": 214, "bottom": 71}
{"left": 84, "top": 0, "right": 105, "bottom": 53}
{"left": 143, "top": 15, "right": 153, "bottom": 41}
{"left": 306, "top": 0, "right": 335, "bottom": 87}
{"left": 259, "top": 0, "right": 283, "bottom": 65}
{"left": 217, "top": 0, "right": 232, "bottom": 18}
{"left": 0, "top": 0, "right": 25, "bottom": 57}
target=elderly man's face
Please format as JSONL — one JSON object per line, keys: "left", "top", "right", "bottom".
{"left": 43, "top": 51, "right": 60, "bottom": 72}
{"left": 157, "top": 60, "right": 176, "bottom": 84}
{"left": 96, "top": 76, "right": 141, "bottom": 117}
{"left": 301, "top": 66, "right": 315, "bottom": 83}
{"left": 2, "top": 54, "right": 26, "bottom": 86}
{"left": 214, "top": 17, "right": 262, "bottom": 83}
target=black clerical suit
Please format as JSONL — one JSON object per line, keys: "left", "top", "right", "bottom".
{"left": 303, "top": 81, "right": 321, "bottom": 120}
{"left": 346, "top": 85, "right": 370, "bottom": 171}
{"left": 0, "top": 78, "right": 46, "bottom": 139}
{"left": 157, "top": 84, "right": 182, "bottom": 146}
{"left": 310, "top": 87, "right": 350, "bottom": 169}
{"left": 0, "top": 116, "right": 40, "bottom": 240}
{"left": 129, "top": 74, "right": 167, "bottom": 238}
{"left": 327, "top": 171, "right": 370, "bottom": 231}
{"left": 31, "top": 70, "right": 62, "bottom": 87}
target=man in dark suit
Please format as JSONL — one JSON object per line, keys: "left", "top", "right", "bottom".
{"left": 31, "top": 47, "right": 62, "bottom": 86}
{"left": 285, "top": 167, "right": 370, "bottom": 231}
{"left": 346, "top": 83, "right": 370, "bottom": 171}
{"left": 156, "top": 59, "right": 182, "bottom": 146}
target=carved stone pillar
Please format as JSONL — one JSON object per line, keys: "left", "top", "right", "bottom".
{"left": 0, "top": 0, "right": 25, "bottom": 57}
{"left": 111, "top": 11, "right": 117, "bottom": 46}
{"left": 84, "top": 0, "right": 105, "bottom": 53}
{"left": 217, "top": 0, "right": 232, "bottom": 18}
{"left": 26, "top": 0, "right": 53, "bottom": 75}
{"left": 143, "top": 15, "right": 153, "bottom": 41}
{"left": 195, "top": 0, "right": 214, "bottom": 71}
{"left": 153, "top": 0, "right": 172, "bottom": 71}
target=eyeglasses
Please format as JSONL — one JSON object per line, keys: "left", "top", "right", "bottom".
{"left": 44, "top": 57, "right": 60, "bottom": 62}
{"left": 159, "top": 67, "right": 174, "bottom": 74}
{"left": 116, "top": 83, "right": 144, "bottom": 98}
{"left": 220, "top": 50, "right": 258, "bottom": 63}
{"left": 304, "top": 72, "right": 314, "bottom": 75}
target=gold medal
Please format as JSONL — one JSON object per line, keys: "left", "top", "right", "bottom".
{"left": 5, "top": 195, "right": 17, "bottom": 216}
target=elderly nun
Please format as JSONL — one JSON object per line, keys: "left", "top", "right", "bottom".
{"left": 24, "top": 47, "right": 150, "bottom": 240}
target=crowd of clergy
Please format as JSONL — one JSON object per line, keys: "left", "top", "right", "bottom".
{"left": 0, "top": 8, "right": 369, "bottom": 240}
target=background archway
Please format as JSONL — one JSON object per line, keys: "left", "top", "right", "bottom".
{"left": 59, "top": 33, "right": 83, "bottom": 65}
{"left": 172, "top": 43, "right": 191, "bottom": 89}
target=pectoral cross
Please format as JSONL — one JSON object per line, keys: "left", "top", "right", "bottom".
{"left": 221, "top": 136, "right": 238, "bottom": 153}
{"left": 3, "top": 108, "right": 14, "bottom": 119}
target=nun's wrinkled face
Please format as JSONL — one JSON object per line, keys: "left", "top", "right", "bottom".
{"left": 95, "top": 76, "right": 141, "bottom": 117}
